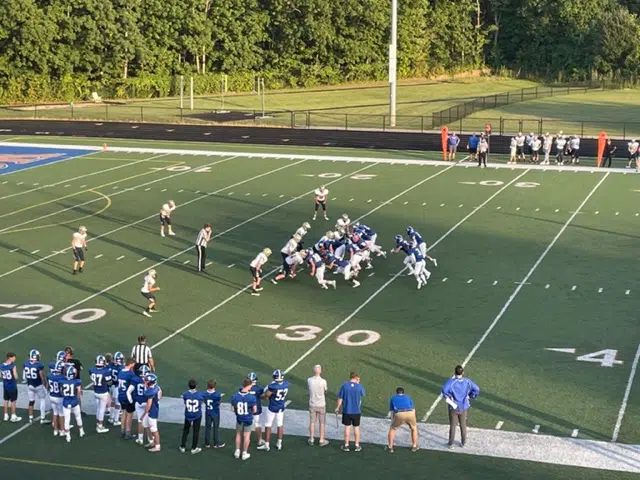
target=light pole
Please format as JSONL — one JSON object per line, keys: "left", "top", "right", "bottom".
{"left": 388, "top": 0, "right": 398, "bottom": 128}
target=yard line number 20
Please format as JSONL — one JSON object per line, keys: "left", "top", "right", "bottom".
{"left": 0, "top": 304, "right": 106, "bottom": 324}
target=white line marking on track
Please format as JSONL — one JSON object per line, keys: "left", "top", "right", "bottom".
{"left": 351, "top": 198, "right": 355, "bottom": 202}
{"left": 138, "top": 257, "right": 146, "bottom": 262}
{"left": 195, "top": 190, "right": 200, "bottom": 194}
{"left": 516, "top": 207, "right": 520, "bottom": 211}
{"left": 422, "top": 172, "right": 610, "bottom": 423}
{"left": 403, "top": 201, "right": 407, "bottom": 205}
{"left": 332, "top": 197, "right": 337, "bottom": 201}
{"left": 30, "top": 250, "right": 39, "bottom": 254}
{"left": 116, "top": 255, "right": 125, "bottom": 260}
{"left": 572, "top": 429, "right": 579, "bottom": 438}
{"left": 554, "top": 209, "right": 559, "bottom": 212}
{"left": 0, "top": 415, "right": 41, "bottom": 445}
{"left": 612, "top": 343, "right": 640, "bottom": 442}
{"left": 495, "top": 421, "right": 504, "bottom": 430}
{"left": 532, "top": 425, "right": 540, "bottom": 434}
{"left": 227, "top": 264, "right": 235, "bottom": 268}
{"left": 284, "top": 168, "right": 530, "bottom": 377}
{"left": 95, "top": 254, "right": 103, "bottom": 259}
{"left": 422, "top": 202, "right": 426, "bottom": 206}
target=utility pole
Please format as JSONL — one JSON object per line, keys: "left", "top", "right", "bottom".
{"left": 388, "top": 0, "right": 398, "bottom": 128}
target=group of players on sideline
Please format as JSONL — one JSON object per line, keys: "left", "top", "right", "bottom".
{"left": 2, "top": 349, "right": 481, "bottom": 460}
{"left": 446, "top": 131, "right": 640, "bottom": 169}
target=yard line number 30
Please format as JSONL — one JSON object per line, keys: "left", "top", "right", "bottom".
{"left": 0, "top": 304, "right": 106, "bottom": 324}
{"left": 274, "top": 325, "right": 381, "bottom": 346}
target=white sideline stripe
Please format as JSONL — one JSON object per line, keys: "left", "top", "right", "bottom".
{"left": 422, "top": 172, "right": 610, "bottom": 423}
{"left": 3, "top": 141, "right": 635, "bottom": 175}
{"left": 283, "top": 168, "right": 529, "bottom": 376}
{"left": 0, "top": 163, "right": 375, "bottom": 345}
{"left": 612, "top": 343, "right": 640, "bottom": 442}
{"left": 0, "top": 155, "right": 243, "bottom": 279}
{"left": 2, "top": 385, "right": 637, "bottom": 473}
{"left": 138, "top": 257, "right": 146, "bottom": 262}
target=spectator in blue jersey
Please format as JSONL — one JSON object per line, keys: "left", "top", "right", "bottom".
{"left": 386, "top": 386, "right": 418, "bottom": 453}
{"left": 447, "top": 132, "right": 461, "bottom": 161}
{"left": 231, "top": 378, "right": 257, "bottom": 461}
{"left": 441, "top": 365, "right": 480, "bottom": 449}
{"left": 335, "top": 371, "right": 365, "bottom": 452}
{"left": 467, "top": 133, "right": 479, "bottom": 163}
{"left": 181, "top": 378, "right": 205, "bottom": 454}
{"left": 1, "top": 352, "right": 21, "bottom": 422}
{"left": 203, "top": 379, "right": 225, "bottom": 449}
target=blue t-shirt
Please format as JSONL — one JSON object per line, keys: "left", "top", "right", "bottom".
{"left": 145, "top": 385, "right": 161, "bottom": 419}
{"left": 109, "top": 362, "right": 122, "bottom": 387}
{"left": 60, "top": 378, "right": 82, "bottom": 408}
{"left": 0, "top": 361, "right": 17, "bottom": 391}
{"left": 47, "top": 372, "right": 63, "bottom": 398}
{"left": 248, "top": 384, "right": 264, "bottom": 415}
{"left": 182, "top": 390, "right": 205, "bottom": 421}
{"left": 117, "top": 368, "right": 135, "bottom": 404}
{"left": 131, "top": 375, "right": 146, "bottom": 404}
{"left": 203, "top": 390, "right": 222, "bottom": 416}
{"left": 389, "top": 393, "right": 414, "bottom": 412}
{"left": 266, "top": 380, "right": 289, "bottom": 413}
{"left": 89, "top": 366, "right": 112, "bottom": 394}
{"left": 338, "top": 380, "right": 365, "bottom": 415}
{"left": 231, "top": 390, "right": 256, "bottom": 425}
{"left": 468, "top": 135, "right": 479, "bottom": 149}
{"left": 23, "top": 360, "right": 44, "bottom": 388}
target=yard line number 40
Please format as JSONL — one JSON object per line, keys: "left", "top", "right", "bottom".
{"left": 0, "top": 304, "right": 106, "bottom": 324}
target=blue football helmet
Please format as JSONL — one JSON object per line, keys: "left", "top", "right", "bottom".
{"left": 247, "top": 372, "right": 258, "bottom": 382}
{"left": 272, "top": 369, "right": 284, "bottom": 381}
{"left": 29, "top": 349, "right": 40, "bottom": 361}
{"left": 54, "top": 360, "right": 65, "bottom": 374}
{"left": 113, "top": 352, "right": 124, "bottom": 365}
{"left": 394, "top": 234, "right": 403, "bottom": 243}
{"left": 145, "top": 373, "right": 157, "bottom": 385}
{"left": 56, "top": 350, "right": 66, "bottom": 362}
{"left": 65, "top": 366, "right": 77, "bottom": 380}
{"left": 138, "top": 365, "right": 151, "bottom": 377}
{"left": 407, "top": 226, "right": 415, "bottom": 236}
{"left": 95, "top": 355, "right": 106, "bottom": 367}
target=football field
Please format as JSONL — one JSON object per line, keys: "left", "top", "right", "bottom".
{"left": 0, "top": 137, "right": 638, "bottom": 479}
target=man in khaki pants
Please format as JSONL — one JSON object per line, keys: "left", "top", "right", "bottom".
{"left": 307, "top": 365, "right": 329, "bottom": 446}
{"left": 385, "top": 386, "right": 418, "bottom": 453}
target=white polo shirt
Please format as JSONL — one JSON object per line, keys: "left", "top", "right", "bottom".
{"left": 307, "top": 375, "right": 327, "bottom": 408}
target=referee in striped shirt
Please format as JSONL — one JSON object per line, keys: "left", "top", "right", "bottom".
{"left": 196, "top": 224, "right": 212, "bottom": 273}
{"left": 131, "top": 335, "right": 155, "bottom": 372}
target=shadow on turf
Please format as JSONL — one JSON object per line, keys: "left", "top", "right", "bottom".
{"left": 362, "top": 354, "right": 609, "bottom": 442}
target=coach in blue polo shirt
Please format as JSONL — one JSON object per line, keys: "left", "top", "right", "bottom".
{"left": 441, "top": 365, "right": 480, "bottom": 449}
{"left": 335, "top": 371, "right": 365, "bottom": 452}
{"left": 386, "top": 386, "right": 418, "bottom": 453}
{"left": 467, "top": 133, "right": 479, "bottom": 162}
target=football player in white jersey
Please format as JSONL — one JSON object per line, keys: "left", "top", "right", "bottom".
{"left": 271, "top": 252, "right": 304, "bottom": 284}
{"left": 335, "top": 214, "right": 351, "bottom": 234}
{"left": 159, "top": 200, "right": 176, "bottom": 237}
{"left": 71, "top": 226, "right": 88, "bottom": 275}
{"left": 313, "top": 185, "right": 329, "bottom": 221}
{"left": 250, "top": 248, "right": 272, "bottom": 296}
{"left": 141, "top": 269, "right": 160, "bottom": 317}
{"left": 295, "top": 222, "right": 311, "bottom": 238}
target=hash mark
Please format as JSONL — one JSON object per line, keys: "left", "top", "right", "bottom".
{"left": 554, "top": 209, "right": 559, "bottom": 212}
{"left": 351, "top": 198, "right": 355, "bottom": 202}
{"left": 367, "top": 199, "right": 372, "bottom": 203}
{"left": 467, "top": 279, "right": 473, "bottom": 284}
{"left": 595, "top": 211, "right": 599, "bottom": 215}
{"left": 178, "top": 189, "right": 184, "bottom": 193}
{"left": 615, "top": 212, "right": 619, "bottom": 216}
{"left": 598, "top": 287, "right": 603, "bottom": 293}
{"left": 279, "top": 194, "right": 284, "bottom": 198}
{"left": 571, "top": 429, "right": 579, "bottom": 438}
{"left": 195, "top": 190, "right": 200, "bottom": 194}
{"left": 516, "top": 207, "right": 520, "bottom": 211}
{"left": 116, "top": 255, "right": 125, "bottom": 260}
{"left": 262, "top": 193, "right": 268, "bottom": 197}
{"left": 183, "top": 260, "right": 190, "bottom": 264}
{"left": 228, "top": 264, "right": 235, "bottom": 268}
{"left": 422, "top": 202, "right": 426, "bottom": 206}
{"left": 16, "top": 182, "right": 23, "bottom": 185}
{"left": 403, "top": 201, "right": 408, "bottom": 205}
{"left": 458, "top": 204, "right": 463, "bottom": 208}
{"left": 145, "top": 188, "right": 151, "bottom": 191}
{"left": 495, "top": 421, "right": 504, "bottom": 430}
{"left": 545, "top": 284, "right": 550, "bottom": 289}
{"left": 535, "top": 208, "right": 540, "bottom": 211}
{"left": 31, "top": 250, "right": 39, "bottom": 254}
{"left": 626, "top": 290, "right": 631, "bottom": 295}
{"left": 440, "top": 203, "right": 445, "bottom": 207}
{"left": 228, "top": 192, "right": 234, "bottom": 196}
{"left": 64, "top": 184, "right": 71, "bottom": 188}
{"left": 492, "top": 280, "right": 498, "bottom": 286}
{"left": 571, "top": 285, "right": 577, "bottom": 291}
{"left": 206, "top": 261, "right": 213, "bottom": 267}
{"left": 245, "top": 193, "right": 251, "bottom": 196}
{"left": 532, "top": 425, "right": 540, "bottom": 434}
{"left": 442, "top": 277, "right": 448, "bottom": 282}
{"left": 32, "top": 183, "right": 39, "bottom": 186}
{"left": 112, "top": 186, "right": 118, "bottom": 189}
{"left": 10, "top": 248, "right": 19, "bottom": 253}
{"left": 138, "top": 257, "right": 146, "bottom": 262}
{"left": 332, "top": 197, "right": 337, "bottom": 201}
{"left": 496, "top": 206, "right": 501, "bottom": 210}
{"left": 368, "top": 272, "right": 375, "bottom": 277}
{"left": 95, "top": 254, "right": 103, "bottom": 259}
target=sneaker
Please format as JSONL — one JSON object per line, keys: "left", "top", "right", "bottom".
{"left": 142, "top": 311, "right": 152, "bottom": 318}
{"left": 10, "top": 415, "right": 22, "bottom": 423}
{"left": 331, "top": 281, "right": 336, "bottom": 289}
{"left": 447, "top": 444, "right": 455, "bottom": 450}
{"left": 160, "top": 232, "right": 165, "bottom": 237}
{"left": 276, "top": 443, "right": 282, "bottom": 451}
{"left": 425, "top": 270, "right": 431, "bottom": 280}
{"left": 191, "top": 447, "right": 202, "bottom": 455}
{"left": 66, "top": 433, "right": 71, "bottom": 443}
{"left": 136, "top": 438, "right": 144, "bottom": 445}
{"left": 214, "top": 443, "right": 225, "bottom": 449}
{"left": 411, "top": 446, "right": 420, "bottom": 452}
{"left": 365, "top": 264, "right": 373, "bottom": 270}
{"left": 354, "top": 445, "right": 362, "bottom": 452}
{"left": 145, "top": 442, "right": 155, "bottom": 448}
{"left": 79, "top": 428, "right": 85, "bottom": 438}
{"left": 319, "top": 440, "right": 329, "bottom": 447}
{"left": 324, "top": 216, "right": 329, "bottom": 220}
{"left": 179, "top": 447, "right": 186, "bottom": 453}
{"left": 308, "top": 438, "right": 314, "bottom": 446}
{"left": 96, "top": 425, "right": 109, "bottom": 434}
{"left": 432, "top": 258, "right": 438, "bottom": 267}
{"left": 255, "top": 287, "right": 264, "bottom": 292}
{"left": 113, "top": 420, "right": 121, "bottom": 426}
{"left": 417, "top": 281, "right": 422, "bottom": 290}
{"left": 72, "top": 270, "right": 77, "bottom": 275}
{"left": 241, "top": 452, "right": 251, "bottom": 461}
{"left": 321, "top": 284, "right": 328, "bottom": 290}
{"left": 168, "top": 231, "right": 176, "bottom": 236}
{"left": 234, "top": 449, "right": 241, "bottom": 459}
{"left": 53, "top": 430, "right": 59, "bottom": 437}
{"left": 385, "top": 446, "right": 394, "bottom": 453}
{"left": 29, "top": 416, "right": 33, "bottom": 423}
{"left": 460, "top": 443, "right": 466, "bottom": 448}
{"left": 149, "top": 445, "right": 161, "bottom": 452}
{"left": 257, "top": 444, "right": 270, "bottom": 451}
{"left": 352, "top": 281, "right": 360, "bottom": 288}
{"left": 79, "top": 268, "right": 83, "bottom": 273}
{"left": 341, "top": 445, "right": 350, "bottom": 452}
{"left": 3, "top": 414, "right": 8, "bottom": 421}
{"left": 313, "top": 215, "right": 317, "bottom": 221}
{"left": 251, "top": 291, "right": 260, "bottom": 296}
{"left": 270, "top": 279, "right": 278, "bottom": 285}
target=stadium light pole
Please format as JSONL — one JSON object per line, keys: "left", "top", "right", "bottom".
{"left": 389, "top": 0, "right": 398, "bottom": 128}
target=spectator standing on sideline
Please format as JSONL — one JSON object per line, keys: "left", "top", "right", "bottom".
{"left": 477, "top": 136, "right": 488, "bottom": 168}
{"left": 131, "top": 335, "right": 155, "bottom": 372}
{"left": 467, "top": 133, "right": 479, "bottom": 163}
{"left": 515, "top": 132, "right": 525, "bottom": 162}
{"left": 1, "top": 352, "right": 21, "bottom": 422}
{"left": 508, "top": 137, "right": 517, "bottom": 164}
{"left": 542, "top": 133, "right": 553, "bottom": 165}
{"left": 447, "top": 132, "right": 460, "bottom": 161}
{"left": 441, "top": 365, "right": 480, "bottom": 449}
{"left": 180, "top": 378, "right": 204, "bottom": 454}
{"left": 525, "top": 132, "right": 534, "bottom": 161}
{"left": 628, "top": 138, "right": 639, "bottom": 169}
{"left": 602, "top": 139, "right": 616, "bottom": 168}
{"left": 335, "top": 371, "right": 365, "bottom": 452}
{"left": 307, "top": 365, "right": 329, "bottom": 447}
{"left": 531, "top": 136, "right": 542, "bottom": 164}
{"left": 385, "top": 386, "right": 419, "bottom": 453}
{"left": 203, "top": 379, "right": 224, "bottom": 449}
{"left": 231, "top": 378, "right": 257, "bottom": 461}
{"left": 195, "top": 223, "right": 212, "bottom": 273}
{"left": 555, "top": 134, "right": 567, "bottom": 164}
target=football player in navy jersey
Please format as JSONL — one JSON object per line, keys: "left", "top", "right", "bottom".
{"left": 391, "top": 235, "right": 415, "bottom": 275}
{"left": 1, "top": 352, "right": 20, "bottom": 422}
{"left": 246, "top": 372, "right": 265, "bottom": 447}
{"left": 231, "top": 379, "right": 257, "bottom": 461}
{"left": 89, "top": 355, "right": 112, "bottom": 433}
{"left": 407, "top": 226, "right": 437, "bottom": 267}
{"left": 325, "top": 252, "right": 360, "bottom": 288}
{"left": 305, "top": 249, "right": 337, "bottom": 290}
{"left": 129, "top": 365, "right": 151, "bottom": 445}
{"left": 410, "top": 246, "right": 430, "bottom": 289}
{"left": 353, "top": 222, "right": 386, "bottom": 258}
{"left": 180, "top": 378, "right": 205, "bottom": 454}
{"left": 47, "top": 360, "right": 65, "bottom": 436}
{"left": 141, "top": 373, "right": 162, "bottom": 452}
{"left": 23, "top": 349, "right": 48, "bottom": 424}
{"left": 117, "top": 357, "right": 136, "bottom": 439}
{"left": 258, "top": 369, "right": 289, "bottom": 452}
{"left": 59, "top": 366, "right": 84, "bottom": 442}
{"left": 48, "top": 350, "right": 66, "bottom": 373}
{"left": 203, "top": 379, "right": 224, "bottom": 449}
{"left": 107, "top": 352, "right": 123, "bottom": 426}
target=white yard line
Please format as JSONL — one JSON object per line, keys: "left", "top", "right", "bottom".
{"left": 0, "top": 163, "right": 375, "bottom": 345}
{"left": 612, "top": 343, "right": 640, "bottom": 442}
{"left": 422, "top": 172, "right": 611, "bottom": 423}
{"left": 283, "top": 169, "right": 530, "bottom": 375}
{"left": 0, "top": 153, "right": 168, "bottom": 201}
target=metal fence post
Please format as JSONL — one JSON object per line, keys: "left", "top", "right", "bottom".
{"left": 306, "top": 111, "right": 310, "bottom": 128}
{"left": 459, "top": 117, "right": 463, "bottom": 133}
{"left": 535, "top": 87, "right": 538, "bottom": 99}
{"left": 180, "top": 108, "right": 184, "bottom": 122}
{"left": 421, "top": 116, "right": 424, "bottom": 133}
{"left": 34, "top": 105, "right": 37, "bottom": 120}
{"left": 382, "top": 115, "right": 386, "bottom": 132}
{"left": 345, "top": 114, "right": 348, "bottom": 130}
{"left": 507, "top": 92, "right": 510, "bottom": 105}
{"left": 518, "top": 119, "right": 523, "bottom": 132}
{"left": 71, "top": 103, "right": 74, "bottom": 120}
{"left": 521, "top": 89, "right": 524, "bottom": 101}
{"left": 105, "top": 105, "right": 108, "bottom": 121}
{"left": 581, "top": 121, "right": 584, "bottom": 137}
{"left": 623, "top": 123, "right": 626, "bottom": 140}
{"left": 290, "top": 112, "right": 294, "bottom": 128}
{"left": 540, "top": 118, "right": 543, "bottom": 135}
{"left": 500, "top": 117, "right": 504, "bottom": 135}
{"left": 141, "top": 106, "right": 144, "bottom": 122}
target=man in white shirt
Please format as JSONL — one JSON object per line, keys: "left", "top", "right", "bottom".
{"left": 555, "top": 135, "right": 567, "bottom": 164}
{"left": 307, "top": 365, "right": 329, "bottom": 447}
{"left": 71, "top": 226, "right": 88, "bottom": 275}
{"left": 159, "top": 200, "right": 176, "bottom": 237}
{"left": 628, "top": 139, "right": 639, "bottom": 169}
{"left": 515, "top": 132, "right": 525, "bottom": 161}
{"left": 313, "top": 186, "right": 329, "bottom": 221}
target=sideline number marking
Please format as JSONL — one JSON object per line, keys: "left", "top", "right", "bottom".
{"left": 271, "top": 324, "right": 381, "bottom": 347}
{"left": 275, "top": 325, "right": 323, "bottom": 341}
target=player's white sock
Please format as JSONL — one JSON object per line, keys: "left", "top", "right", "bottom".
{"left": 138, "top": 433, "right": 144, "bottom": 441}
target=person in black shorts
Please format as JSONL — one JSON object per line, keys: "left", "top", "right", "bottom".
{"left": 335, "top": 372, "right": 365, "bottom": 452}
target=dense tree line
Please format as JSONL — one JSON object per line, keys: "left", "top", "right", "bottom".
{"left": 0, "top": 0, "right": 638, "bottom": 102}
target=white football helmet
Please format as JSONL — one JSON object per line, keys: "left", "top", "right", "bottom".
{"left": 148, "top": 269, "right": 157, "bottom": 279}
{"left": 302, "top": 222, "right": 311, "bottom": 230}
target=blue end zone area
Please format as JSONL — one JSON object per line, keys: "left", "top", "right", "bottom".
{"left": 0, "top": 145, "right": 94, "bottom": 174}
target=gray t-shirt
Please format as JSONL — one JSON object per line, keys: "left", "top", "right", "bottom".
{"left": 307, "top": 375, "right": 327, "bottom": 408}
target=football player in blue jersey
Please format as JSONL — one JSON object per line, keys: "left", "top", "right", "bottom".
{"left": 117, "top": 357, "right": 136, "bottom": 439}
{"left": 59, "top": 366, "right": 84, "bottom": 442}
{"left": 48, "top": 350, "right": 66, "bottom": 373}
{"left": 130, "top": 365, "right": 152, "bottom": 445}
{"left": 258, "top": 369, "right": 289, "bottom": 452}
{"left": 325, "top": 252, "right": 360, "bottom": 288}
{"left": 305, "top": 249, "right": 337, "bottom": 290}
{"left": 391, "top": 234, "right": 416, "bottom": 275}
{"left": 47, "top": 360, "right": 65, "bottom": 436}
{"left": 246, "top": 372, "right": 265, "bottom": 447}
{"left": 141, "top": 373, "right": 162, "bottom": 452}
{"left": 231, "top": 378, "right": 257, "bottom": 461}
{"left": 23, "top": 349, "right": 48, "bottom": 424}
{"left": 410, "top": 246, "right": 431, "bottom": 289}
{"left": 89, "top": 355, "right": 112, "bottom": 433}
{"left": 203, "top": 379, "right": 225, "bottom": 449}
{"left": 107, "top": 352, "right": 123, "bottom": 426}
{"left": 1, "top": 352, "right": 20, "bottom": 422}
{"left": 353, "top": 222, "right": 386, "bottom": 258}
{"left": 180, "top": 378, "right": 205, "bottom": 454}
{"left": 407, "top": 226, "right": 437, "bottom": 267}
